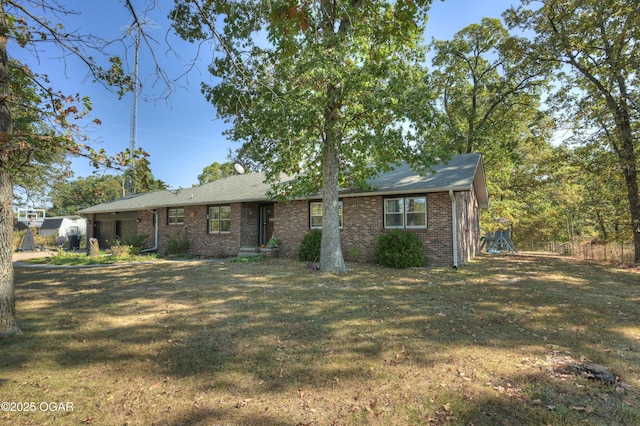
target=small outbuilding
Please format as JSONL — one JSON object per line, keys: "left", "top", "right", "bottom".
{"left": 39, "top": 215, "right": 87, "bottom": 249}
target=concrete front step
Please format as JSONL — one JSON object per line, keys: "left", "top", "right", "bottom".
{"left": 237, "top": 246, "right": 280, "bottom": 258}
{"left": 238, "top": 246, "right": 261, "bottom": 257}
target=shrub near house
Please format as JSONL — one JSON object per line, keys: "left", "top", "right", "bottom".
{"left": 376, "top": 230, "right": 426, "bottom": 268}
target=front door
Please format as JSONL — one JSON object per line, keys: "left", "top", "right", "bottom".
{"left": 260, "top": 204, "right": 275, "bottom": 246}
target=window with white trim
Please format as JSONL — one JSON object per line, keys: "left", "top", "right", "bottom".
{"left": 208, "top": 205, "right": 231, "bottom": 233}
{"left": 168, "top": 208, "right": 184, "bottom": 225}
{"left": 310, "top": 201, "right": 343, "bottom": 229}
{"left": 384, "top": 196, "right": 427, "bottom": 229}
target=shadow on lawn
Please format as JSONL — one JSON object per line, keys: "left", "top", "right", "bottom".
{"left": 7, "top": 254, "right": 640, "bottom": 424}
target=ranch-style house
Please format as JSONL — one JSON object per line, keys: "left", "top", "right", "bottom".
{"left": 78, "top": 153, "right": 489, "bottom": 267}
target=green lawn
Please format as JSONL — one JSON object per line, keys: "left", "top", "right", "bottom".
{"left": 2, "top": 253, "right": 639, "bottom": 425}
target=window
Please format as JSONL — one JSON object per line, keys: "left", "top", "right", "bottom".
{"left": 209, "top": 205, "right": 231, "bottom": 233}
{"left": 310, "top": 201, "right": 343, "bottom": 229}
{"left": 168, "top": 208, "right": 184, "bottom": 225}
{"left": 384, "top": 198, "right": 404, "bottom": 228}
{"left": 384, "top": 196, "right": 427, "bottom": 229}
{"left": 405, "top": 197, "right": 427, "bottom": 228}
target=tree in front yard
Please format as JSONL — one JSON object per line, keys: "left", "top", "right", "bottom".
{"left": 428, "top": 17, "right": 554, "bottom": 241}
{"left": 170, "top": 0, "right": 444, "bottom": 273}
{"left": 0, "top": 1, "right": 159, "bottom": 337}
{"left": 505, "top": 0, "right": 640, "bottom": 263}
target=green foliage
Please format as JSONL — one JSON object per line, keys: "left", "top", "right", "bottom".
{"left": 0, "top": 0, "right": 163, "bottom": 336}
{"left": 50, "top": 175, "right": 124, "bottom": 215}
{"left": 266, "top": 235, "right": 280, "bottom": 249}
{"left": 3, "top": 2, "right": 159, "bottom": 200}
{"left": 197, "top": 161, "right": 237, "bottom": 185}
{"left": 228, "top": 255, "right": 269, "bottom": 264}
{"left": 297, "top": 229, "right": 321, "bottom": 262}
{"left": 164, "top": 231, "right": 190, "bottom": 256}
{"left": 8, "top": 58, "right": 72, "bottom": 207}
{"left": 12, "top": 229, "right": 52, "bottom": 251}
{"left": 375, "top": 230, "right": 426, "bottom": 269}
{"left": 429, "top": 17, "right": 556, "bottom": 246}
{"left": 170, "top": 0, "right": 443, "bottom": 273}
{"left": 29, "top": 251, "right": 159, "bottom": 266}
{"left": 347, "top": 246, "right": 362, "bottom": 262}
{"left": 120, "top": 233, "right": 149, "bottom": 256}
{"left": 109, "top": 245, "right": 131, "bottom": 257}
{"left": 430, "top": 17, "right": 549, "bottom": 158}
{"left": 504, "top": 0, "right": 640, "bottom": 262}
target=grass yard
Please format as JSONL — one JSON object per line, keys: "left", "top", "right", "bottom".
{"left": 2, "top": 253, "right": 639, "bottom": 425}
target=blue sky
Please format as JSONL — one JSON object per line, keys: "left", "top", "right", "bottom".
{"left": 17, "top": 0, "right": 518, "bottom": 190}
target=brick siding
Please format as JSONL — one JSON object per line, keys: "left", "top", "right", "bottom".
{"left": 273, "top": 192, "right": 469, "bottom": 267}
{"left": 87, "top": 190, "right": 480, "bottom": 266}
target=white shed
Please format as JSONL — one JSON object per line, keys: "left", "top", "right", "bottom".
{"left": 39, "top": 215, "right": 87, "bottom": 240}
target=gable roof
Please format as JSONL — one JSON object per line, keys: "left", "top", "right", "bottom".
{"left": 346, "top": 153, "right": 488, "bottom": 207}
{"left": 39, "top": 216, "right": 85, "bottom": 231}
{"left": 78, "top": 153, "right": 488, "bottom": 214}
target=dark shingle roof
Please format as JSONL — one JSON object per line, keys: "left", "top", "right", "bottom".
{"left": 78, "top": 153, "right": 488, "bottom": 214}
{"left": 40, "top": 218, "right": 65, "bottom": 231}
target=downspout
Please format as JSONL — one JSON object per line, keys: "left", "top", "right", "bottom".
{"left": 141, "top": 209, "right": 159, "bottom": 252}
{"left": 449, "top": 190, "right": 458, "bottom": 270}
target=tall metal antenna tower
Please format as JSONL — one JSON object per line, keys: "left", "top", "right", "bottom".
{"left": 120, "top": 13, "right": 160, "bottom": 195}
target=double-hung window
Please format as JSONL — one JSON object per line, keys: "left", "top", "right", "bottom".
{"left": 209, "top": 205, "right": 231, "bottom": 233}
{"left": 168, "top": 208, "right": 184, "bottom": 225}
{"left": 310, "top": 201, "right": 343, "bottom": 229}
{"left": 384, "top": 196, "right": 427, "bottom": 229}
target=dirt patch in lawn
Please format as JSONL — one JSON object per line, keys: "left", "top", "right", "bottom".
{"left": 2, "top": 253, "right": 639, "bottom": 425}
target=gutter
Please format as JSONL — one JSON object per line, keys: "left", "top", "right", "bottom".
{"left": 141, "top": 209, "right": 159, "bottom": 253}
{"left": 449, "top": 190, "right": 458, "bottom": 270}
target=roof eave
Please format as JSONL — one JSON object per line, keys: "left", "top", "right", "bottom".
{"left": 472, "top": 155, "right": 490, "bottom": 209}
{"left": 337, "top": 185, "right": 476, "bottom": 199}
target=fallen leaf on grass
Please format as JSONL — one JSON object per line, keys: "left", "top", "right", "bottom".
{"left": 81, "top": 418, "right": 94, "bottom": 424}
{"left": 234, "top": 399, "right": 252, "bottom": 408}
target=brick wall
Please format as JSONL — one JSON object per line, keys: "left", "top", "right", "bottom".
{"left": 423, "top": 192, "right": 454, "bottom": 266}
{"left": 86, "top": 189, "right": 481, "bottom": 266}
{"left": 137, "top": 210, "right": 157, "bottom": 248}
{"left": 455, "top": 190, "right": 481, "bottom": 265}
{"left": 272, "top": 192, "right": 459, "bottom": 267}
{"left": 273, "top": 200, "right": 309, "bottom": 259}
{"left": 153, "top": 204, "right": 241, "bottom": 258}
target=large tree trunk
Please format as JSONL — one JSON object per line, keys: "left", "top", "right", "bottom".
{"left": 0, "top": 172, "right": 20, "bottom": 337}
{"left": 619, "top": 137, "right": 640, "bottom": 264}
{"left": 321, "top": 132, "right": 347, "bottom": 274}
{"left": 609, "top": 87, "right": 639, "bottom": 264}
{"left": 320, "top": 81, "right": 347, "bottom": 274}
{"left": 0, "top": 2, "right": 21, "bottom": 337}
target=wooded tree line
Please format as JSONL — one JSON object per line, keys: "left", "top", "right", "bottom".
{"left": 1, "top": 0, "right": 638, "bottom": 335}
